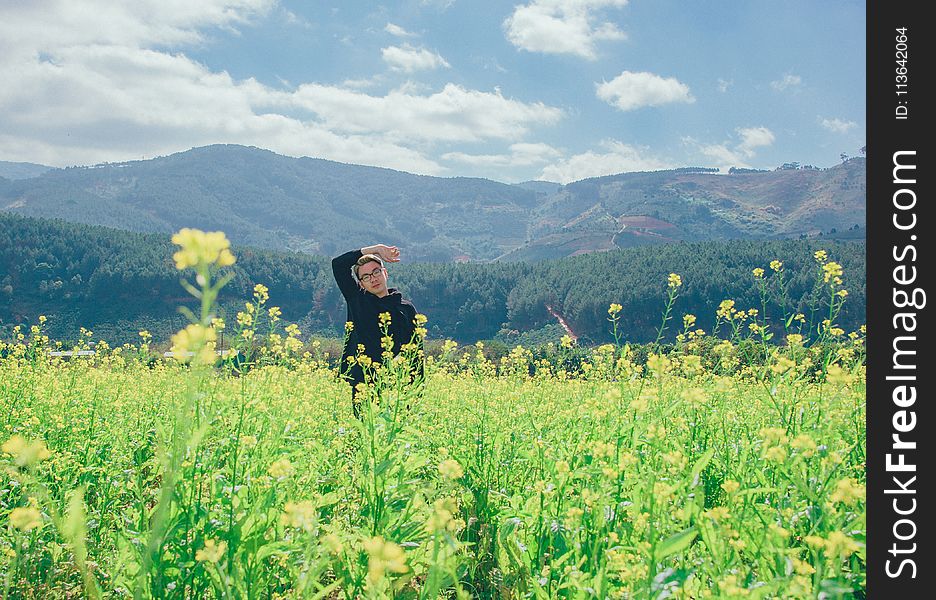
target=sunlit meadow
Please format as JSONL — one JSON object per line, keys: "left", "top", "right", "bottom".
{"left": 1, "top": 232, "right": 866, "bottom": 598}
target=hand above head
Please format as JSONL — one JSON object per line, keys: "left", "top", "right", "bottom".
{"left": 362, "top": 244, "right": 401, "bottom": 263}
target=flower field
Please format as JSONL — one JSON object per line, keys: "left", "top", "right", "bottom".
{"left": 0, "top": 232, "right": 866, "bottom": 598}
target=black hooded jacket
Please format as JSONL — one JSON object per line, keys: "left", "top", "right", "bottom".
{"left": 331, "top": 249, "right": 422, "bottom": 385}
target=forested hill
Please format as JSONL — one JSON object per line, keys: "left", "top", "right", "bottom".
{"left": 0, "top": 145, "right": 865, "bottom": 262}
{"left": 1, "top": 213, "right": 865, "bottom": 346}
{"left": 0, "top": 160, "right": 53, "bottom": 181}
{"left": 0, "top": 145, "right": 536, "bottom": 262}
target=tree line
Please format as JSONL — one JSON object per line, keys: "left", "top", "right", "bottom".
{"left": 0, "top": 213, "right": 865, "bottom": 346}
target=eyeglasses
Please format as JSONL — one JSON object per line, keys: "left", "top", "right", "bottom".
{"left": 358, "top": 268, "right": 384, "bottom": 283}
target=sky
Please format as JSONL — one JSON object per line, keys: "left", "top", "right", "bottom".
{"left": 0, "top": 0, "right": 866, "bottom": 184}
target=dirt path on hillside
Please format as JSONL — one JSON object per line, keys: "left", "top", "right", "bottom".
{"left": 545, "top": 304, "right": 577, "bottom": 341}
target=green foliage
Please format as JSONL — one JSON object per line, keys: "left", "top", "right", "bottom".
{"left": 1, "top": 213, "right": 865, "bottom": 349}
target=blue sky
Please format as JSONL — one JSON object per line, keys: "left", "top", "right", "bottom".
{"left": 0, "top": 1, "right": 865, "bottom": 183}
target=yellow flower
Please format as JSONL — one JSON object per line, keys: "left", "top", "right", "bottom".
{"left": 829, "top": 478, "right": 865, "bottom": 505}
{"left": 813, "top": 250, "right": 828, "bottom": 263}
{"left": 764, "top": 446, "right": 788, "bottom": 463}
{"left": 9, "top": 507, "right": 43, "bottom": 531}
{"left": 804, "top": 535, "right": 826, "bottom": 550}
{"left": 792, "top": 558, "right": 815, "bottom": 575}
{"left": 426, "top": 497, "right": 462, "bottom": 533}
{"left": 169, "top": 324, "right": 217, "bottom": 365}
{"left": 791, "top": 434, "right": 817, "bottom": 458}
{"left": 253, "top": 283, "right": 269, "bottom": 303}
{"left": 716, "top": 300, "right": 736, "bottom": 319}
{"left": 679, "top": 387, "right": 707, "bottom": 408}
{"left": 826, "top": 364, "right": 852, "bottom": 384}
{"left": 195, "top": 539, "right": 227, "bottom": 564}
{"left": 721, "top": 480, "right": 740, "bottom": 494}
{"left": 268, "top": 458, "right": 294, "bottom": 479}
{"left": 171, "top": 228, "right": 236, "bottom": 271}
{"left": 769, "top": 260, "right": 783, "bottom": 272}
{"left": 378, "top": 312, "right": 392, "bottom": 327}
{"left": 703, "top": 506, "right": 730, "bottom": 522}
{"left": 363, "top": 537, "right": 408, "bottom": 583}
{"left": 822, "top": 261, "right": 843, "bottom": 283}
{"left": 682, "top": 314, "right": 696, "bottom": 328}
{"left": 646, "top": 353, "right": 671, "bottom": 374}
{"left": 560, "top": 334, "right": 574, "bottom": 349}
{"left": 752, "top": 267, "right": 765, "bottom": 278}
{"left": 630, "top": 392, "right": 651, "bottom": 413}
{"left": 608, "top": 303, "right": 623, "bottom": 316}
{"left": 282, "top": 501, "right": 318, "bottom": 532}
{"left": 825, "top": 531, "right": 862, "bottom": 557}
{"left": 667, "top": 273, "right": 682, "bottom": 289}
{"left": 438, "top": 459, "right": 464, "bottom": 480}
{"left": 268, "top": 306, "right": 282, "bottom": 319}
{"left": 2, "top": 435, "right": 52, "bottom": 467}
{"left": 414, "top": 313, "right": 428, "bottom": 326}
{"left": 555, "top": 460, "right": 571, "bottom": 475}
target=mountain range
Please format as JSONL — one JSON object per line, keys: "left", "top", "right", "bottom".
{"left": 0, "top": 145, "right": 865, "bottom": 262}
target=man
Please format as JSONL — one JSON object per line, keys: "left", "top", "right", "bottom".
{"left": 331, "top": 244, "right": 424, "bottom": 417}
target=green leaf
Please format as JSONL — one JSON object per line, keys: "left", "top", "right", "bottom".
{"left": 654, "top": 527, "right": 698, "bottom": 562}
{"left": 688, "top": 448, "right": 715, "bottom": 488}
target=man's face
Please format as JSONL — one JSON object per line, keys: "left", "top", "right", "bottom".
{"left": 358, "top": 261, "right": 388, "bottom": 296}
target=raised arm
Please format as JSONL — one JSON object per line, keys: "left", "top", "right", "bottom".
{"left": 331, "top": 249, "right": 363, "bottom": 302}
{"left": 331, "top": 245, "right": 401, "bottom": 301}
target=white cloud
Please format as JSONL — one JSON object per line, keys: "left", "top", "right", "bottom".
{"left": 717, "top": 78, "right": 732, "bottom": 93}
{"left": 281, "top": 9, "right": 314, "bottom": 29}
{"left": 0, "top": 1, "right": 564, "bottom": 174}
{"left": 819, "top": 117, "right": 857, "bottom": 134}
{"left": 770, "top": 73, "right": 802, "bottom": 91}
{"left": 381, "top": 43, "right": 451, "bottom": 72}
{"left": 539, "top": 140, "right": 671, "bottom": 183}
{"left": 384, "top": 22, "right": 417, "bottom": 38}
{"left": 0, "top": 0, "right": 275, "bottom": 57}
{"left": 442, "top": 142, "right": 561, "bottom": 168}
{"left": 504, "top": 0, "right": 628, "bottom": 60}
{"left": 736, "top": 126, "right": 775, "bottom": 156}
{"left": 596, "top": 71, "right": 694, "bottom": 111}
{"left": 695, "top": 126, "right": 776, "bottom": 170}
{"left": 287, "top": 83, "right": 563, "bottom": 143}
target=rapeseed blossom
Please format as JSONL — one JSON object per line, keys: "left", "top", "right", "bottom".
{"left": 268, "top": 458, "right": 295, "bottom": 479}
{"left": 830, "top": 478, "right": 865, "bottom": 505}
{"left": 2, "top": 435, "right": 52, "bottom": 467}
{"left": 9, "top": 506, "right": 42, "bottom": 531}
{"left": 171, "top": 228, "right": 235, "bottom": 271}
{"left": 169, "top": 324, "right": 217, "bottom": 365}
{"left": 822, "top": 261, "right": 844, "bottom": 284}
{"left": 363, "top": 537, "right": 408, "bottom": 583}
{"left": 195, "top": 539, "right": 226, "bottom": 564}
{"left": 282, "top": 501, "right": 318, "bottom": 532}
{"left": 438, "top": 459, "right": 464, "bottom": 480}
